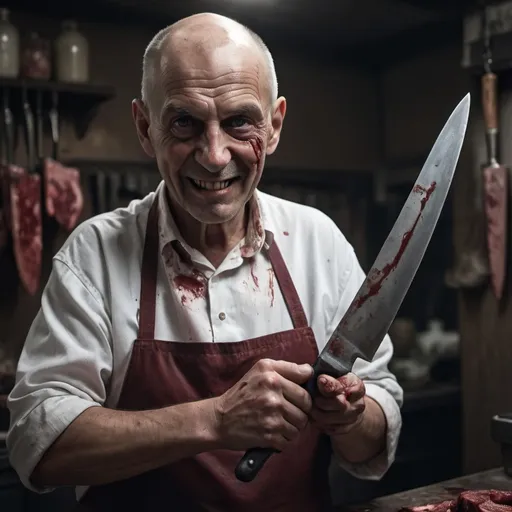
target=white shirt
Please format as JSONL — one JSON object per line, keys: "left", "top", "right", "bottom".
{"left": 7, "top": 181, "right": 403, "bottom": 497}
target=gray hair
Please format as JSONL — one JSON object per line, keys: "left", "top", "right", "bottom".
{"left": 140, "top": 19, "right": 278, "bottom": 108}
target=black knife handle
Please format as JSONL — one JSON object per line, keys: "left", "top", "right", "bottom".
{"left": 234, "top": 369, "right": 319, "bottom": 483}
{"left": 234, "top": 356, "right": 352, "bottom": 483}
{"left": 234, "top": 447, "right": 279, "bottom": 482}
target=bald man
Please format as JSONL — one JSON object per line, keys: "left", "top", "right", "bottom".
{"left": 7, "top": 13, "right": 403, "bottom": 512}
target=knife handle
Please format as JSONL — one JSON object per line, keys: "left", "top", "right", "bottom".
{"left": 482, "top": 72, "right": 498, "bottom": 132}
{"left": 234, "top": 368, "right": 320, "bottom": 483}
{"left": 234, "top": 447, "right": 279, "bottom": 482}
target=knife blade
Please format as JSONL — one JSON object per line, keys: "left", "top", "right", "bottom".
{"left": 3, "top": 88, "right": 13, "bottom": 166}
{"left": 22, "top": 88, "right": 36, "bottom": 174}
{"left": 49, "top": 91, "right": 59, "bottom": 161}
{"left": 234, "top": 92, "right": 471, "bottom": 483}
{"left": 36, "top": 91, "right": 43, "bottom": 163}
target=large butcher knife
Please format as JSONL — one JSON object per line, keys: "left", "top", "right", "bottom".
{"left": 235, "top": 93, "right": 471, "bottom": 483}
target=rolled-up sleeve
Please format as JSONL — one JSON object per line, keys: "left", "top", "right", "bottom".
{"left": 328, "top": 239, "right": 404, "bottom": 480}
{"left": 7, "top": 258, "right": 112, "bottom": 492}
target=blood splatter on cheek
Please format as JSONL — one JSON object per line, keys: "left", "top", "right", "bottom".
{"left": 249, "top": 136, "right": 264, "bottom": 169}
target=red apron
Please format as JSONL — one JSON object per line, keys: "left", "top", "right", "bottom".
{"left": 78, "top": 198, "right": 333, "bottom": 511}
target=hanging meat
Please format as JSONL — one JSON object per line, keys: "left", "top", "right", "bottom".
{"left": 7, "top": 166, "right": 42, "bottom": 296}
{"left": 0, "top": 89, "right": 12, "bottom": 253}
{"left": 3, "top": 89, "right": 44, "bottom": 297}
{"left": 44, "top": 159, "right": 83, "bottom": 231}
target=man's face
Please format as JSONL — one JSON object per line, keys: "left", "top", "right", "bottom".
{"left": 133, "top": 37, "right": 286, "bottom": 225}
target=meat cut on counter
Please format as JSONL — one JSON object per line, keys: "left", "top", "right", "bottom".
{"left": 401, "top": 491, "right": 512, "bottom": 512}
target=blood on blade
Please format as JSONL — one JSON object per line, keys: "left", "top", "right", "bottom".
{"left": 350, "top": 181, "right": 437, "bottom": 312}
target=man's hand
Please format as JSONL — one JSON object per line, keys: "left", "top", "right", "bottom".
{"left": 310, "top": 373, "right": 366, "bottom": 436}
{"left": 213, "top": 359, "right": 313, "bottom": 452}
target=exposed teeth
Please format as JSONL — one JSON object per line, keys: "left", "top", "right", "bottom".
{"left": 193, "top": 179, "right": 232, "bottom": 190}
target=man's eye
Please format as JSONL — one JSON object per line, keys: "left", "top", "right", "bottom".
{"left": 227, "top": 116, "right": 249, "bottom": 129}
{"left": 173, "top": 116, "right": 194, "bottom": 129}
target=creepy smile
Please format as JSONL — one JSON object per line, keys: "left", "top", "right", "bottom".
{"left": 187, "top": 177, "right": 241, "bottom": 193}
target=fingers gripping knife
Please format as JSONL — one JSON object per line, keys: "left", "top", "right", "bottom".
{"left": 234, "top": 93, "right": 471, "bottom": 483}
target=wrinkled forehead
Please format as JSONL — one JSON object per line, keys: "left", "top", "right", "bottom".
{"left": 153, "top": 32, "right": 269, "bottom": 112}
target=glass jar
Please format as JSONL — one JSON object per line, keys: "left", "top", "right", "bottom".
{"left": 55, "top": 20, "right": 89, "bottom": 83}
{"left": 21, "top": 32, "right": 51, "bottom": 80}
{"left": 0, "top": 8, "right": 20, "bottom": 78}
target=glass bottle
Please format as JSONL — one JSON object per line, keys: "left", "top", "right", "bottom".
{"left": 55, "top": 20, "right": 89, "bottom": 83}
{"left": 0, "top": 8, "right": 19, "bottom": 78}
{"left": 21, "top": 32, "right": 51, "bottom": 80}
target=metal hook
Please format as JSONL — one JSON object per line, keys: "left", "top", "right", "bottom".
{"left": 481, "top": 2, "right": 492, "bottom": 73}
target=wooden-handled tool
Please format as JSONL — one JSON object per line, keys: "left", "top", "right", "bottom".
{"left": 481, "top": 14, "right": 508, "bottom": 301}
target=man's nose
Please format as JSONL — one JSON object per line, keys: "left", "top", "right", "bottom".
{"left": 195, "top": 125, "right": 231, "bottom": 173}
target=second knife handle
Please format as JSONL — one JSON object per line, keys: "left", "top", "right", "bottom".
{"left": 482, "top": 72, "right": 498, "bottom": 132}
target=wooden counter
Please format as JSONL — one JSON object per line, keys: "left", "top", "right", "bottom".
{"left": 342, "top": 468, "right": 511, "bottom": 512}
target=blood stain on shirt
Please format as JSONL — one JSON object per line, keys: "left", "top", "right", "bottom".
{"left": 174, "top": 270, "right": 206, "bottom": 306}
{"left": 250, "top": 258, "right": 259, "bottom": 289}
{"left": 268, "top": 268, "right": 275, "bottom": 307}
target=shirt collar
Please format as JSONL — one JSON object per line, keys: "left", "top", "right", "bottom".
{"left": 157, "top": 181, "right": 275, "bottom": 261}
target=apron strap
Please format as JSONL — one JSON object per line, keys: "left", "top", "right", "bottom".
{"left": 138, "top": 197, "right": 159, "bottom": 339}
{"left": 267, "top": 240, "right": 309, "bottom": 330}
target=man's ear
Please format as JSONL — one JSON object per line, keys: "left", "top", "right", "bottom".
{"left": 132, "top": 99, "right": 155, "bottom": 157}
{"left": 266, "top": 97, "right": 287, "bottom": 155}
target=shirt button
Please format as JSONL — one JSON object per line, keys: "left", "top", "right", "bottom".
{"left": 219, "top": 312, "right": 226, "bottom": 321}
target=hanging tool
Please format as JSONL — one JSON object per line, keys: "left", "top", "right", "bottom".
{"left": 444, "top": 7, "right": 491, "bottom": 291}
{"left": 44, "top": 90, "right": 84, "bottom": 231}
{"left": 481, "top": 5, "right": 508, "bottom": 300}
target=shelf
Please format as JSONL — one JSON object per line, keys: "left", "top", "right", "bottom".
{"left": 0, "top": 77, "right": 116, "bottom": 139}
